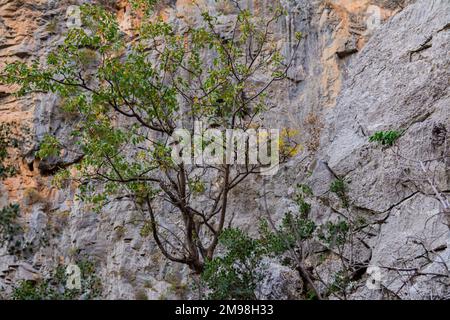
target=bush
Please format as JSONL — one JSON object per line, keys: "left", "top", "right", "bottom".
{"left": 260, "top": 213, "right": 316, "bottom": 255}
{"left": 12, "top": 261, "right": 102, "bottom": 300}
{"left": 201, "top": 207, "right": 319, "bottom": 299}
{"left": 369, "top": 130, "right": 401, "bottom": 146}
{"left": 0, "top": 122, "right": 19, "bottom": 179}
{"left": 318, "top": 220, "right": 349, "bottom": 248}
{"left": 330, "top": 178, "right": 350, "bottom": 208}
{"left": 12, "top": 280, "right": 55, "bottom": 300}
{"left": 202, "top": 228, "right": 265, "bottom": 300}
{"left": 0, "top": 204, "right": 22, "bottom": 247}
{"left": 294, "top": 184, "right": 313, "bottom": 217}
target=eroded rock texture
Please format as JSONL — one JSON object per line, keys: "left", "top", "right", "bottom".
{"left": 0, "top": 0, "right": 448, "bottom": 299}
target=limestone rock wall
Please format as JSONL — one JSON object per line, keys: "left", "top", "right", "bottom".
{"left": 0, "top": 0, "right": 448, "bottom": 299}
{"left": 315, "top": 0, "right": 450, "bottom": 299}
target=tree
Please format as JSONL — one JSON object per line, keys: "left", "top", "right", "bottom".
{"left": 1, "top": 1, "right": 300, "bottom": 274}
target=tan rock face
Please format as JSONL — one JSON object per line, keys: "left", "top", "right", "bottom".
{"left": 1, "top": 1, "right": 43, "bottom": 205}
{"left": 315, "top": 0, "right": 400, "bottom": 108}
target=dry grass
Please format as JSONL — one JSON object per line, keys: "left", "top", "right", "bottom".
{"left": 304, "top": 112, "right": 324, "bottom": 153}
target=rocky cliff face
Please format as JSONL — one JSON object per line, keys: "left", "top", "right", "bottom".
{"left": 0, "top": 0, "right": 448, "bottom": 299}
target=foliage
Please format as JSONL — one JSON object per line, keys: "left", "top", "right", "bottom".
{"left": 330, "top": 178, "right": 349, "bottom": 208}
{"left": 0, "top": 127, "right": 29, "bottom": 255}
{"left": 188, "top": 178, "right": 206, "bottom": 195}
{"left": 0, "top": 201, "right": 55, "bottom": 257}
{"left": 202, "top": 228, "right": 266, "bottom": 300}
{"left": 260, "top": 213, "right": 316, "bottom": 255}
{"left": 0, "top": 204, "right": 38, "bottom": 258}
{"left": 259, "top": 181, "right": 358, "bottom": 299}
{"left": 326, "top": 270, "right": 350, "bottom": 296}
{"left": 279, "top": 128, "right": 302, "bottom": 158}
{"left": 12, "top": 280, "right": 55, "bottom": 300}
{"left": 0, "top": 122, "right": 19, "bottom": 179}
{"left": 12, "top": 260, "right": 102, "bottom": 300}
{"left": 318, "top": 220, "right": 349, "bottom": 248}
{"left": 0, "top": 1, "right": 301, "bottom": 274}
{"left": 0, "top": 204, "right": 22, "bottom": 248}
{"left": 304, "top": 112, "right": 324, "bottom": 152}
{"left": 369, "top": 130, "right": 401, "bottom": 146}
{"left": 45, "top": 19, "right": 58, "bottom": 34}
{"left": 205, "top": 215, "right": 315, "bottom": 300}
{"left": 201, "top": 179, "right": 355, "bottom": 299}
{"left": 201, "top": 207, "right": 317, "bottom": 299}
{"left": 257, "top": 185, "right": 316, "bottom": 255}
{"left": 139, "top": 221, "right": 152, "bottom": 238}
{"left": 294, "top": 184, "right": 313, "bottom": 217}
{"left": 36, "top": 134, "right": 61, "bottom": 159}
{"left": 76, "top": 260, "right": 103, "bottom": 299}
{"left": 297, "top": 183, "right": 313, "bottom": 196}
{"left": 135, "top": 289, "right": 148, "bottom": 300}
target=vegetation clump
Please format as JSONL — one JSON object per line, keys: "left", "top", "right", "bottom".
{"left": 330, "top": 178, "right": 350, "bottom": 208}
{"left": 369, "top": 130, "right": 402, "bottom": 146}
{"left": 12, "top": 260, "right": 102, "bottom": 300}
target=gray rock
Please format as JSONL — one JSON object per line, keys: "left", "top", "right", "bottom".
{"left": 256, "top": 259, "right": 303, "bottom": 300}
{"left": 1, "top": 0, "right": 448, "bottom": 300}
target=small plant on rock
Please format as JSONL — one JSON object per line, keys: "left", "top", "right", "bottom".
{"left": 330, "top": 178, "right": 350, "bottom": 208}
{"left": 0, "top": 204, "right": 22, "bottom": 249}
{"left": 369, "top": 130, "right": 402, "bottom": 147}
{"left": 318, "top": 220, "right": 350, "bottom": 248}
{"left": 0, "top": 122, "right": 19, "bottom": 179}
{"left": 12, "top": 260, "right": 102, "bottom": 300}
{"left": 294, "top": 184, "right": 313, "bottom": 217}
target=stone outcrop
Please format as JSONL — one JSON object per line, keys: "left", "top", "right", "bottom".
{"left": 318, "top": 0, "right": 450, "bottom": 299}
{"left": 0, "top": 0, "right": 448, "bottom": 299}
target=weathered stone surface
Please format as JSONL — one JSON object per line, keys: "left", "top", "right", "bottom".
{"left": 0, "top": 0, "right": 448, "bottom": 300}
{"left": 256, "top": 259, "right": 303, "bottom": 300}
{"left": 317, "top": 0, "right": 450, "bottom": 299}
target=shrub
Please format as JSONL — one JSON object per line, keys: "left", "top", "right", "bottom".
{"left": 12, "top": 280, "right": 55, "bottom": 300}
{"left": 134, "top": 289, "right": 148, "bottom": 300}
{"left": 0, "top": 204, "right": 23, "bottom": 254}
{"left": 260, "top": 213, "right": 316, "bottom": 255}
{"left": 45, "top": 19, "right": 58, "bottom": 34}
{"left": 12, "top": 260, "right": 102, "bottom": 300}
{"left": 369, "top": 130, "right": 401, "bottom": 146}
{"left": 0, "top": 203, "right": 21, "bottom": 241}
{"left": 202, "top": 228, "right": 265, "bottom": 300}
{"left": 304, "top": 113, "right": 324, "bottom": 152}
{"left": 0, "top": 122, "right": 19, "bottom": 179}
{"left": 318, "top": 220, "right": 350, "bottom": 248}
{"left": 294, "top": 184, "right": 313, "bottom": 217}
{"left": 330, "top": 178, "right": 349, "bottom": 208}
